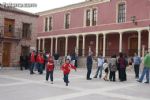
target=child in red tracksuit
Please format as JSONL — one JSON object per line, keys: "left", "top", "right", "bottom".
{"left": 37, "top": 53, "right": 44, "bottom": 74}
{"left": 46, "top": 57, "right": 54, "bottom": 84}
{"left": 61, "top": 59, "right": 76, "bottom": 86}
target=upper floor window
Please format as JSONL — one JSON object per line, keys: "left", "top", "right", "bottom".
{"left": 85, "top": 8, "right": 97, "bottom": 26}
{"left": 118, "top": 3, "right": 126, "bottom": 23}
{"left": 49, "top": 17, "right": 52, "bottom": 31}
{"left": 44, "top": 17, "right": 53, "bottom": 32}
{"left": 86, "top": 10, "right": 91, "bottom": 26}
{"left": 65, "top": 13, "right": 70, "bottom": 29}
{"left": 92, "top": 9, "right": 97, "bottom": 26}
{"left": 44, "top": 17, "right": 48, "bottom": 32}
{"left": 22, "top": 23, "right": 31, "bottom": 39}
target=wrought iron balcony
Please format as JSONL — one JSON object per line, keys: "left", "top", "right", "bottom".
{"left": 0, "top": 26, "right": 22, "bottom": 42}
{"left": 4, "top": 27, "right": 22, "bottom": 40}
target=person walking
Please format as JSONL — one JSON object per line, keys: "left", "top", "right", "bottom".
{"left": 86, "top": 53, "right": 93, "bottom": 80}
{"left": 61, "top": 59, "right": 76, "bottom": 86}
{"left": 46, "top": 57, "right": 54, "bottom": 84}
{"left": 133, "top": 53, "right": 141, "bottom": 79}
{"left": 137, "top": 52, "right": 150, "bottom": 84}
{"left": 109, "top": 55, "right": 117, "bottom": 82}
{"left": 94, "top": 54, "right": 104, "bottom": 78}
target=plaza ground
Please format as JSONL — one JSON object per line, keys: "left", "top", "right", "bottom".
{"left": 0, "top": 67, "right": 149, "bottom": 100}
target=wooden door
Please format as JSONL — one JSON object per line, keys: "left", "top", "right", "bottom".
{"left": 4, "top": 18, "right": 14, "bottom": 37}
{"left": 129, "top": 38, "right": 138, "bottom": 56}
{"left": 2, "top": 43, "right": 11, "bottom": 67}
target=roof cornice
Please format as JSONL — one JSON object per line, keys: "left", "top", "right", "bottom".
{"left": 37, "top": 0, "right": 110, "bottom": 16}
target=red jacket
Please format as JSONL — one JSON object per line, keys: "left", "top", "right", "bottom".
{"left": 61, "top": 63, "right": 76, "bottom": 75}
{"left": 36, "top": 54, "right": 40, "bottom": 62}
{"left": 37, "top": 55, "right": 44, "bottom": 64}
{"left": 30, "top": 52, "right": 35, "bottom": 63}
{"left": 46, "top": 61, "right": 54, "bottom": 71}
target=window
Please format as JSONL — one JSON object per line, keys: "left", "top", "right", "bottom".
{"left": 49, "top": 17, "right": 52, "bottom": 31}
{"left": 8, "top": 25, "right": 13, "bottom": 33}
{"left": 85, "top": 8, "right": 97, "bottom": 26}
{"left": 86, "top": 10, "right": 91, "bottom": 26}
{"left": 22, "top": 23, "right": 31, "bottom": 39}
{"left": 44, "top": 17, "right": 48, "bottom": 32}
{"left": 65, "top": 13, "right": 70, "bottom": 29}
{"left": 92, "top": 9, "right": 97, "bottom": 26}
{"left": 118, "top": 3, "right": 126, "bottom": 23}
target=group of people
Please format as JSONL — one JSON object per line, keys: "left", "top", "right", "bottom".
{"left": 29, "top": 51, "right": 77, "bottom": 86}
{"left": 20, "top": 50, "right": 150, "bottom": 86}
{"left": 86, "top": 52, "right": 150, "bottom": 84}
{"left": 86, "top": 53, "right": 128, "bottom": 82}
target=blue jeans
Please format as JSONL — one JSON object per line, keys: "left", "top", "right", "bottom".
{"left": 94, "top": 66, "right": 103, "bottom": 78}
{"left": 139, "top": 67, "right": 150, "bottom": 82}
{"left": 64, "top": 74, "right": 69, "bottom": 83}
{"left": 38, "top": 63, "right": 43, "bottom": 74}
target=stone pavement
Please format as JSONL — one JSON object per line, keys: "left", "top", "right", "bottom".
{"left": 0, "top": 68, "right": 149, "bottom": 100}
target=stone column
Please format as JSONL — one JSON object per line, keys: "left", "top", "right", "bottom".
{"left": 138, "top": 30, "right": 141, "bottom": 56}
{"left": 42, "top": 38, "right": 45, "bottom": 52}
{"left": 51, "top": 37, "right": 53, "bottom": 55}
{"left": 55, "top": 37, "right": 58, "bottom": 53}
{"left": 65, "top": 36, "right": 68, "bottom": 56}
{"left": 96, "top": 34, "right": 99, "bottom": 57}
{"left": 38, "top": 38, "right": 41, "bottom": 51}
{"left": 76, "top": 35, "right": 79, "bottom": 55}
{"left": 103, "top": 34, "right": 106, "bottom": 57}
{"left": 119, "top": 32, "right": 123, "bottom": 52}
{"left": 82, "top": 35, "right": 85, "bottom": 56}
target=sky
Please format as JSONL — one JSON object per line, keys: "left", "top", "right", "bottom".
{"left": 0, "top": 0, "right": 85, "bottom": 13}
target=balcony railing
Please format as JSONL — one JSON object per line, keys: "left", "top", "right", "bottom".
{"left": 0, "top": 26, "right": 22, "bottom": 41}
{"left": 4, "top": 27, "right": 22, "bottom": 39}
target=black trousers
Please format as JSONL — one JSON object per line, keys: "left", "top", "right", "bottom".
{"left": 119, "top": 68, "right": 127, "bottom": 81}
{"left": 64, "top": 74, "right": 69, "bottom": 83}
{"left": 87, "top": 66, "right": 92, "bottom": 79}
{"left": 109, "top": 71, "right": 116, "bottom": 81}
{"left": 20, "top": 63, "right": 24, "bottom": 70}
{"left": 134, "top": 64, "right": 140, "bottom": 78}
{"left": 46, "top": 70, "right": 53, "bottom": 82}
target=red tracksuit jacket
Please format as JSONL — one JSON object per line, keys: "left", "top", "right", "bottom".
{"left": 37, "top": 55, "right": 44, "bottom": 64}
{"left": 30, "top": 52, "right": 35, "bottom": 63}
{"left": 61, "top": 63, "right": 76, "bottom": 75}
{"left": 46, "top": 61, "right": 54, "bottom": 71}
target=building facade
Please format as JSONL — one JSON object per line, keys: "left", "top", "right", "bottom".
{"left": 37, "top": 0, "right": 150, "bottom": 59}
{"left": 0, "top": 5, "right": 38, "bottom": 67}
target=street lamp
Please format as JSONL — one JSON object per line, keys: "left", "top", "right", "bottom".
{"left": 131, "top": 16, "right": 137, "bottom": 25}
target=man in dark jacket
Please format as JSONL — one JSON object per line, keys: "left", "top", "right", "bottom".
{"left": 86, "top": 53, "right": 93, "bottom": 80}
